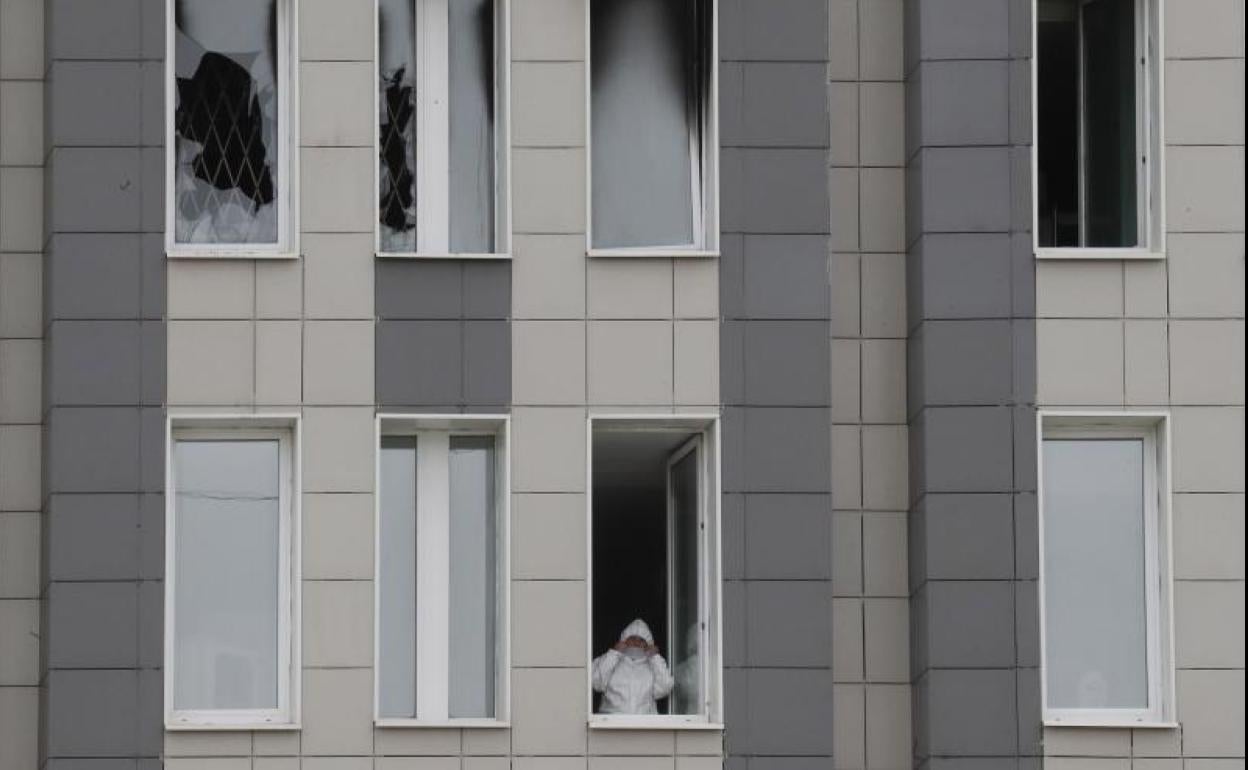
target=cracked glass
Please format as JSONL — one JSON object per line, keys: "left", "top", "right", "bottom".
{"left": 174, "top": 0, "right": 281, "bottom": 245}
{"left": 378, "top": 0, "right": 496, "bottom": 254}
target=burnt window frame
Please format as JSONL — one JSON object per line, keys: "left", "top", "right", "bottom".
{"left": 373, "top": 0, "right": 512, "bottom": 260}
{"left": 1032, "top": 0, "right": 1166, "bottom": 260}
{"left": 165, "top": 0, "right": 298, "bottom": 259}
{"left": 585, "top": 0, "right": 720, "bottom": 258}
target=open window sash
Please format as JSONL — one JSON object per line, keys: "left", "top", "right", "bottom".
{"left": 665, "top": 435, "right": 710, "bottom": 721}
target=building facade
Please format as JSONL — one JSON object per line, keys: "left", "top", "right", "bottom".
{"left": 0, "top": 0, "right": 1242, "bottom": 768}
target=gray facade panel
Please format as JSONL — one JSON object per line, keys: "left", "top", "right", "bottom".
{"left": 47, "top": 408, "right": 142, "bottom": 494}
{"left": 745, "top": 581, "right": 833, "bottom": 668}
{"left": 918, "top": 320, "right": 1015, "bottom": 406}
{"left": 46, "top": 494, "right": 141, "bottom": 581}
{"left": 912, "top": 493, "right": 1016, "bottom": 583}
{"left": 49, "top": 61, "right": 143, "bottom": 146}
{"left": 743, "top": 493, "right": 832, "bottom": 580}
{"left": 741, "top": 235, "right": 830, "bottom": 320}
{"left": 46, "top": 235, "right": 144, "bottom": 320}
{"left": 375, "top": 261, "right": 511, "bottom": 411}
{"left": 720, "top": 0, "right": 833, "bottom": 765}
{"left": 41, "top": 0, "right": 165, "bottom": 764}
{"left": 742, "top": 63, "right": 830, "bottom": 148}
{"left": 48, "top": 148, "right": 143, "bottom": 233}
{"left": 45, "top": 670, "right": 142, "bottom": 757}
{"left": 743, "top": 321, "right": 831, "bottom": 406}
{"left": 46, "top": 582, "right": 139, "bottom": 669}
{"left": 48, "top": 0, "right": 142, "bottom": 60}
{"left": 907, "top": 0, "right": 1039, "bottom": 762}
{"left": 47, "top": 321, "right": 143, "bottom": 406}
{"left": 911, "top": 234, "right": 1015, "bottom": 322}
{"left": 743, "top": 668, "right": 837, "bottom": 756}
{"left": 918, "top": 60, "right": 1011, "bottom": 148}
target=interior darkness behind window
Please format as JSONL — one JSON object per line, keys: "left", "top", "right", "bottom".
{"left": 1037, "top": 0, "right": 1142, "bottom": 248}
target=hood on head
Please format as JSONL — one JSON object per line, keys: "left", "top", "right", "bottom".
{"left": 618, "top": 618, "right": 654, "bottom": 645}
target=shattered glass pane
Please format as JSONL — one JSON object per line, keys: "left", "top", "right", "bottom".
{"left": 379, "top": 0, "right": 419, "bottom": 252}
{"left": 379, "top": 0, "right": 496, "bottom": 254}
{"left": 174, "top": 0, "right": 280, "bottom": 245}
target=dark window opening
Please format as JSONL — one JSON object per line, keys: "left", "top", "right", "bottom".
{"left": 591, "top": 427, "right": 705, "bottom": 717}
{"left": 1037, "top": 0, "right": 1141, "bottom": 248}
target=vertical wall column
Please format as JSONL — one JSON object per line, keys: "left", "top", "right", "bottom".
{"left": 827, "top": 1, "right": 913, "bottom": 768}
{"left": 905, "top": 0, "right": 1040, "bottom": 766}
{"left": 41, "top": 0, "right": 167, "bottom": 764}
{"left": 0, "top": 0, "right": 44, "bottom": 764}
{"left": 719, "top": 0, "right": 834, "bottom": 766}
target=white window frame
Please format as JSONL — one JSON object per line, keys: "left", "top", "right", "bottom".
{"left": 164, "top": 414, "right": 302, "bottom": 730}
{"left": 164, "top": 0, "right": 300, "bottom": 259}
{"left": 586, "top": 414, "right": 724, "bottom": 730}
{"left": 373, "top": 414, "right": 511, "bottom": 728}
{"left": 373, "top": 0, "right": 512, "bottom": 260}
{"left": 1031, "top": 0, "right": 1166, "bottom": 260}
{"left": 584, "top": 0, "right": 720, "bottom": 259}
{"left": 1037, "top": 411, "right": 1175, "bottom": 728}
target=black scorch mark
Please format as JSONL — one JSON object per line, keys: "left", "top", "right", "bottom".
{"left": 380, "top": 67, "right": 416, "bottom": 233}
{"left": 176, "top": 51, "right": 276, "bottom": 210}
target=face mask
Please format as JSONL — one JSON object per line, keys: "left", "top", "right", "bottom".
{"left": 622, "top": 646, "right": 648, "bottom": 662}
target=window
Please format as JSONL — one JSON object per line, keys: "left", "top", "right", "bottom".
{"left": 166, "top": 0, "right": 296, "bottom": 256}
{"left": 375, "top": 416, "right": 509, "bottom": 725}
{"left": 1035, "top": 0, "right": 1162, "bottom": 256}
{"left": 589, "top": 0, "right": 718, "bottom": 255}
{"left": 376, "top": 0, "right": 510, "bottom": 257}
{"left": 165, "top": 420, "right": 298, "bottom": 728}
{"left": 589, "top": 417, "right": 722, "bottom": 727}
{"left": 1039, "top": 414, "right": 1172, "bottom": 726}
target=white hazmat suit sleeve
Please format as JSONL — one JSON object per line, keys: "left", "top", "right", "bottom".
{"left": 591, "top": 649, "right": 624, "bottom": 693}
{"left": 647, "top": 654, "right": 675, "bottom": 700}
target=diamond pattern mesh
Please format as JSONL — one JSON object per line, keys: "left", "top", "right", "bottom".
{"left": 379, "top": 66, "right": 417, "bottom": 252}
{"left": 175, "top": 48, "right": 279, "bottom": 244}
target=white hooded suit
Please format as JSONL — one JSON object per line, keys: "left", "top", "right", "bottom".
{"left": 591, "top": 619, "right": 675, "bottom": 715}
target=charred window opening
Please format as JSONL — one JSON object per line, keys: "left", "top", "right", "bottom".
{"left": 591, "top": 0, "right": 714, "bottom": 251}
{"left": 172, "top": 0, "right": 286, "bottom": 246}
{"left": 1037, "top": 0, "right": 1145, "bottom": 249}
{"left": 378, "top": 0, "right": 502, "bottom": 255}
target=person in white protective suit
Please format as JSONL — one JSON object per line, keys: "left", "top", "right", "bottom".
{"left": 591, "top": 618, "right": 675, "bottom": 714}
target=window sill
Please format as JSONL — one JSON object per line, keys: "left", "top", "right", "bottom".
{"left": 588, "top": 248, "right": 719, "bottom": 259}
{"left": 377, "top": 251, "right": 512, "bottom": 260}
{"left": 376, "top": 719, "right": 510, "bottom": 729}
{"left": 589, "top": 717, "right": 724, "bottom": 731}
{"left": 166, "top": 720, "right": 301, "bottom": 732}
{"left": 1043, "top": 718, "right": 1177, "bottom": 729}
{"left": 167, "top": 249, "right": 301, "bottom": 260}
{"left": 1035, "top": 247, "right": 1165, "bottom": 261}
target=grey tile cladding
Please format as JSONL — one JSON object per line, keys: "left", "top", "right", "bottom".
{"left": 905, "top": 0, "right": 1040, "bottom": 765}
{"left": 40, "top": 0, "right": 166, "bottom": 765}
{"left": 721, "top": 0, "right": 835, "bottom": 765}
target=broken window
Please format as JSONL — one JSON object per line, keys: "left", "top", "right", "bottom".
{"left": 378, "top": 0, "right": 507, "bottom": 255}
{"left": 590, "top": 0, "right": 716, "bottom": 253}
{"left": 1037, "top": 0, "right": 1158, "bottom": 250}
{"left": 170, "top": 0, "right": 291, "bottom": 250}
